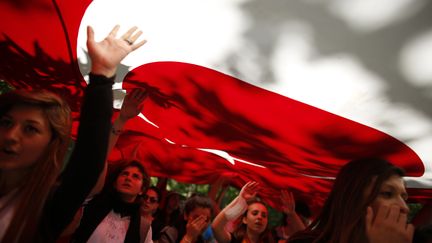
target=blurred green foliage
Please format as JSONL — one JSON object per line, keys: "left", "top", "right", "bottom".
{"left": 0, "top": 79, "right": 13, "bottom": 94}
{"left": 409, "top": 203, "right": 423, "bottom": 221}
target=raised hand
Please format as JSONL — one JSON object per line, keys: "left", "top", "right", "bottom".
{"left": 184, "top": 215, "right": 209, "bottom": 242}
{"left": 87, "top": 25, "right": 146, "bottom": 77}
{"left": 366, "top": 205, "right": 414, "bottom": 243}
{"left": 281, "top": 189, "right": 296, "bottom": 215}
{"left": 119, "top": 88, "right": 147, "bottom": 122}
{"left": 239, "top": 181, "right": 259, "bottom": 201}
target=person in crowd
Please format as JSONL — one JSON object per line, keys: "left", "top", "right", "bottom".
{"left": 142, "top": 186, "right": 162, "bottom": 222}
{"left": 165, "top": 192, "right": 182, "bottom": 222}
{"left": 71, "top": 160, "right": 152, "bottom": 242}
{"left": 157, "top": 194, "right": 214, "bottom": 243}
{"left": 141, "top": 185, "right": 165, "bottom": 240}
{"left": 273, "top": 190, "right": 306, "bottom": 243}
{"left": 212, "top": 181, "right": 275, "bottom": 243}
{"left": 0, "top": 24, "right": 143, "bottom": 242}
{"left": 153, "top": 190, "right": 183, "bottom": 238}
{"left": 57, "top": 83, "right": 148, "bottom": 243}
{"left": 288, "top": 158, "right": 414, "bottom": 243}
{"left": 69, "top": 63, "right": 152, "bottom": 242}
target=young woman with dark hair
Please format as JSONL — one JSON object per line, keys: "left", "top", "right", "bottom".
{"left": 0, "top": 25, "right": 145, "bottom": 242}
{"left": 72, "top": 160, "right": 152, "bottom": 243}
{"left": 212, "top": 181, "right": 275, "bottom": 243}
{"left": 142, "top": 186, "right": 162, "bottom": 221}
{"left": 141, "top": 186, "right": 162, "bottom": 238}
{"left": 288, "top": 158, "right": 414, "bottom": 243}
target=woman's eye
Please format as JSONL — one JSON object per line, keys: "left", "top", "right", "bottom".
{"left": 24, "top": 125, "right": 39, "bottom": 134}
{"left": 380, "top": 191, "right": 393, "bottom": 198}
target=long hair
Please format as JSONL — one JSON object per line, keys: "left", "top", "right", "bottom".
{"left": 233, "top": 198, "right": 275, "bottom": 243}
{"left": 289, "top": 158, "right": 405, "bottom": 243}
{"left": 0, "top": 89, "right": 71, "bottom": 242}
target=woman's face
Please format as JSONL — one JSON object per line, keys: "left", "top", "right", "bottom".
{"left": 370, "top": 175, "right": 409, "bottom": 214}
{"left": 0, "top": 106, "right": 52, "bottom": 171}
{"left": 114, "top": 166, "right": 144, "bottom": 201}
{"left": 242, "top": 202, "right": 268, "bottom": 234}
{"left": 141, "top": 189, "right": 159, "bottom": 215}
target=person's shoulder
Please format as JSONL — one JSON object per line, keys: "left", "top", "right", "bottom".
{"left": 159, "top": 225, "right": 178, "bottom": 242}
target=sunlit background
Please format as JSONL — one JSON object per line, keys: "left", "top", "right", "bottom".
{"left": 77, "top": 0, "right": 432, "bottom": 188}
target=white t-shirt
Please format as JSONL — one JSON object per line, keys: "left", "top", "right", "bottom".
{"left": 87, "top": 209, "right": 153, "bottom": 243}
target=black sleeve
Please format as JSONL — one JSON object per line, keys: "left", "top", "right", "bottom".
{"left": 47, "top": 73, "right": 114, "bottom": 236}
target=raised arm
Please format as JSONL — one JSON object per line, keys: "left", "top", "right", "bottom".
{"left": 108, "top": 88, "right": 147, "bottom": 155}
{"left": 211, "top": 181, "right": 259, "bottom": 243}
{"left": 280, "top": 190, "right": 306, "bottom": 235}
{"left": 49, "top": 25, "right": 146, "bottom": 237}
{"left": 208, "top": 177, "right": 230, "bottom": 216}
{"left": 88, "top": 88, "right": 147, "bottom": 196}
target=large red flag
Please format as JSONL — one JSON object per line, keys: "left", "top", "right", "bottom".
{"left": 0, "top": 0, "right": 429, "bottom": 213}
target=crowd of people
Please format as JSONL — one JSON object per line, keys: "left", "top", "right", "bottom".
{"left": 1, "top": 25, "right": 431, "bottom": 243}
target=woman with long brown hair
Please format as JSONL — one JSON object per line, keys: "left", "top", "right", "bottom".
{"left": 0, "top": 25, "right": 145, "bottom": 242}
{"left": 288, "top": 158, "right": 414, "bottom": 243}
{"left": 212, "top": 181, "right": 275, "bottom": 243}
